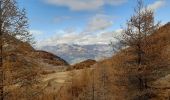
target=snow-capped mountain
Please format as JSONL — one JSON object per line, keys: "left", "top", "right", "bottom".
{"left": 38, "top": 44, "right": 113, "bottom": 64}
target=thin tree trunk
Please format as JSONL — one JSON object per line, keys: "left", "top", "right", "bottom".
{"left": 92, "top": 69, "right": 95, "bottom": 100}
{"left": 139, "top": 48, "right": 143, "bottom": 91}
{"left": 0, "top": 43, "right": 3, "bottom": 100}
{"left": 0, "top": 1, "right": 3, "bottom": 99}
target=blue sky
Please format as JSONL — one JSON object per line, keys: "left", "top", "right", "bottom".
{"left": 18, "top": 0, "right": 170, "bottom": 46}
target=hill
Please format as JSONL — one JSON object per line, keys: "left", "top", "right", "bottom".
{"left": 32, "top": 50, "right": 69, "bottom": 66}
{"left": 3, "top": 34, "right": 69, "bottom": 72}
{"left": 92, "top": 22, "right": 170, "bottom": 99}
{"left": 67, "top": 59, "right": 96, "bottom": 70}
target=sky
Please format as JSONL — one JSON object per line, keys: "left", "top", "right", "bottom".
{"left": 18, "top": 0, "right": 170, "bottom": 47}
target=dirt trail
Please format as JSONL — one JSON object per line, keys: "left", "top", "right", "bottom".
{"left": 43, "top": 71, "right": 71, "bottom": 84}
{"left": 41, "top": 67, "right": 93, "bottom": 93}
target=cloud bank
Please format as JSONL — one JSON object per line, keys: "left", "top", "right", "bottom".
{"left": 36, "top": 13, "right": 118, "bottom": 47}
{"left": 147, "top": 0, "right": 165, "bottom": 11}
{"left": 45, "top": 0, "right": 127, "bottom": 11}
{"left": 36, "top": 29, "right": 122, "bottom": 47}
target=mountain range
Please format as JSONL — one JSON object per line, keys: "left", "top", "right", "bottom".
{"left": 38, "top": 44, "right": 114, "bottom": 64}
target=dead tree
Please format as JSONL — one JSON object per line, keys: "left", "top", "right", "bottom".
{"left": 0, "top": 0, "right": 33, "bottom": 99}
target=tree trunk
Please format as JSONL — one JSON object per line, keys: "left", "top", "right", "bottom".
{"left": 0, "top": 20, "right": 3, "bottom": 100}
{"left": 138, "top": 77, "right": 143, "bottom": 91}
{"left": 0, "top": 43, "right": 3, "bottom": 100}
{"left": 92, "top": 69, "right": 95, "bottom": 100}
{"left": 0, "top": 1, "right": 4, "bottom": 99}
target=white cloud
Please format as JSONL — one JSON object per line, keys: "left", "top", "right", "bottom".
{"left": 36, "top": 28, "right": 122, "bottom": 47}
{"left": 84, "top": 14, "right": 113, "bottom": 33}
{"left": 147, "top": 0, "right": 165, "bottom": 11}
{"left": 30, "top": 30, "right": 44, "bottom": 36}
{"left": 35, "top": 13, "right": 118, "bottom": 47}
{"left": 45, "top": 0, "right": 127, "bottom": 11}
{"left": 105, "top": 0, "right": 127, "bottom": 5}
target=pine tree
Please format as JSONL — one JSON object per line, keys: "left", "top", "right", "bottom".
{"left": 112, "top": 0, "right": 167, "bottom": 99}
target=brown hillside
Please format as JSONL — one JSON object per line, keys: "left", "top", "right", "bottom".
{"left": 3, "top": 34, "right": 69, "bottom": 70}
{"left": 151, "top": 22, "right": 170, "bottom": 45}
{"left": 67, "top": 59, "right": 96, "bottom": 70}
{"left": 32, "top": 50, "right": 69, "bottom": 66}
{"left": 94, "top": 23, "right": 170, "bottom": 99}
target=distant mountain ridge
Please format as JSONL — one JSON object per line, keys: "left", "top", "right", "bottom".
{"left": 38, "top": 44, "right": 113, "bottom": 64}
